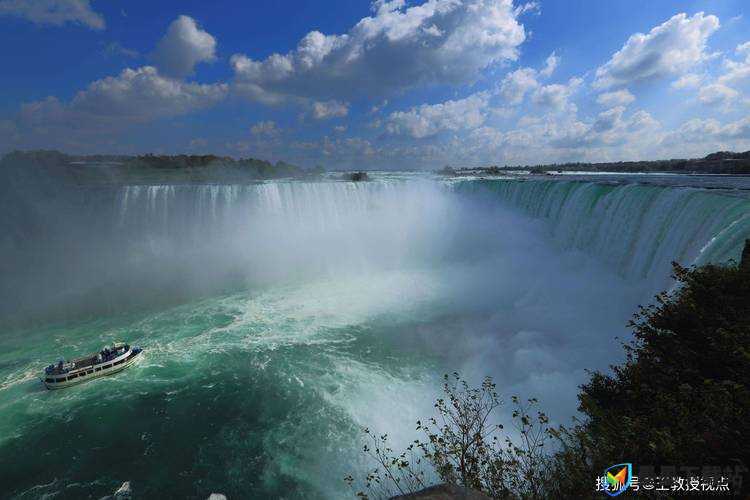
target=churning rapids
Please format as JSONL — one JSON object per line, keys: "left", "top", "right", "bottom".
{"left": 1, "top": 172, "right": 749, "bottom": 498}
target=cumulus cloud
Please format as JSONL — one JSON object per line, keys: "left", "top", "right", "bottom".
{"left": 698, "top": 83, "right": 739, "bottom": 109}
{"left": 717, "top": 41, "right": 750, "bottom": 85}
{"left": 384, "top": 56, "right": 582, "bottom": 142}
{"left": 539, "top": 51, "right": 560, "bottom": 78}
{"left": 153, "top": 15, "right": 217, "bottom": 78}
{"left": 661, "top": 116, "right": 750, "bottom": 146}
{"left": 596, "top": 89, "right": 635, "bottom": 107}
{"left": 671, "top": 73, "right": 703, "bottom": 90}
{"left": 594, "top": 12, "right": 719, "bottom": 89}
{"left": 17, "top": 66, "right": 227, "bottom": 143}
{"left": 4, "top": 14, "right": 228, "bottom": 150}
{"left": 312, "top": 100, "right": 349, "bottom": 120}
{"left": 499, "top": 67, "right": 539, "bottom": 105}
{"left": 231, "top": 0, "right": 526, "bottom": 104}
{"left": 592, "top": 106, "right": 626, "bottom": 132}
{"left": 531, "top": 77, "right": 582, "bottom": 110}
{"left": 385, "top": 92, "right": 489, "bottom": 138}
{"left": 0, "top": 0, "right": 104, "bottom": 30}
{"left": 542, "top": 105, "right": 659, "bottom": 151}
{"left": 373, "top": 102, "right": 665, "bottom": 168}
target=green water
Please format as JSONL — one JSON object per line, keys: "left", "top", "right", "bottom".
{"left": 0, "top": 270, "right": 453, "bottom": 499}
{"left": 1, "top": 249, "right": 649, "bottom": 499}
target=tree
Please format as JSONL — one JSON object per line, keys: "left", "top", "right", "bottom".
{"left": 550, "top": 251, "right": 750, "bottom": 497}
{"left": 346, "top": 374, "right": 555, "bottom": 499}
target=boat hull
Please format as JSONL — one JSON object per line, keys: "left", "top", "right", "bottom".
{"left": 43, "top": 349, "right": 142, "bottom": 390}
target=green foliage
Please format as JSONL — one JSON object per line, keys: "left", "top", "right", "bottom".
{"left": 346, "top": 374, "right": 556, "bottom": 499}
{"left": 551, "top": 257, "right": 750, "bottom": 497}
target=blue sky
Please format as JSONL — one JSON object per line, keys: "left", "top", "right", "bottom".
{"left": 0, "top": 0, "right": 749, "bottom": 169}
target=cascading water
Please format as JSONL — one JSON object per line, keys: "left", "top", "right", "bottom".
{"left": 454, "top": 178, "right": 750, "bottom": 283}
{"left": 114, "top": 178, "right": 750, "bottom": 285}
{"left": 1, "top": 173, "right": 749, "bottom": 499}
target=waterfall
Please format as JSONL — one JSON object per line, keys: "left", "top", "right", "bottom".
{"left": 7, "top": 174, "right": 748, "bottom": 325}
{"left": 116, "top": 182, "right": 401, "bottom": 233}
{"left": 454, "top": 178, "right": 750, "bottom": 279}
{"left": 114, "top": 178, "right": 750, "bottom": 280}
{"left": 110, "top": 180, "right": 452, "bottom": 284}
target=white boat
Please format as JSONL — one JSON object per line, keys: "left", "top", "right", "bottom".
{"left": 42, "top": 342, "right": 143, "bottom": 390}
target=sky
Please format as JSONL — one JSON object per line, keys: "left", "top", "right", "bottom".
{"left": 0, "top": 0, "right": 749, "bottom": 169}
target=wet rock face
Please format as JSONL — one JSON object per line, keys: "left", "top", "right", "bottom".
{"left": 390, "top": 484, "right": 491, "bottom": 500}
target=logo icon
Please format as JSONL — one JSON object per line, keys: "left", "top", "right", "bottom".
{"left": 603, "top": 463, "right": 633, "bottom": 497}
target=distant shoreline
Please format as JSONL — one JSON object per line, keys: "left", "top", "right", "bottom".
{"left": 437, "top": 150, "right": 750, "bottom": 176}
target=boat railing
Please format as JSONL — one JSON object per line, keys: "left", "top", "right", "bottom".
{"left": 45, "top": 345, "right": 131, "bottom": 375}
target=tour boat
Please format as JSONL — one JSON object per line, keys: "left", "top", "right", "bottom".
{"left": 42, "top": 342, "right": 143, "bottom": 390}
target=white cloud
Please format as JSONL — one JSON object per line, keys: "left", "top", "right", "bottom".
{"left": 250, "top": 121, "right": 281, "bottom": 136}
{"left": 231, "top": 0, "right": 526, "bottom": 104}
{"left": 5, "top": 15, "right": 227, "bottom": 151}
{"left": 312, "top": 100, "right": 349, "bottom": 120}
{"left": 386, "top": 92, "right": 489, "bottom": 138}
{"left": 153, "top": 15, "right": 217, "bottom": 79}
{"left": 596, "top": 89, "right": 635, "bottom": 107}
{"left": 627, "top": 110, "right": 660, "bottom": 132}
{"left": 539, "top": 51, "right": 560, "bottom": 78}
{"left": 0, "top": 0, "right": 104, "bottom": 30}
{"left": 594, "top": 12, "right": 719, "bottom": 89}
{"left": 532, "top": 77, "right": 582, "bottom": 110}
{"left": 698, "top": 83, "right": 739, "bottom": 108}
{"left": 671, "top": 73, "right": 703, "bottom": 89}
{"left": 717, "top": 41, "right": 750, "bottom": 85}
{"left": 661, "top": 116, "right": 750, "bottom": 146}
{"left": 592, "top": 106, "right": 626, "bottom": 132}
{"left": 499, "top": 67, "right": 539, "bottom": 105}
{"left": 721, "top": 117, "right": 750, "bottom": 139}
{"left": 513, "top": 1, "right": 540, "bottom": 17}
{"left": 374, "top": 103, "right": 665, "bottom": 167}
{"left": 17, "top": 66, "right": 227, "bottom": 141}
{"left": 510, "top": 104, "right": 660, "bottom": 153}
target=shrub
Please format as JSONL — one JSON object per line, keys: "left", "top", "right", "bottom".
{"left": 345, "top": 374, "right": 556, "bottom": 499}
{"left": 551, "top": 256, "right": 750, "bottom": 497}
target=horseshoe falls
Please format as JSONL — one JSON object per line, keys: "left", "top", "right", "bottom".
{"left": 456, "top": 178, "right": 750, "bottom": 282}
{"left": 1, "top": 174, "right": 749, "bottom": 499}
